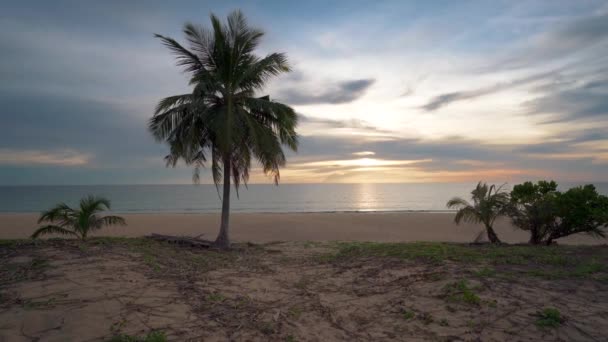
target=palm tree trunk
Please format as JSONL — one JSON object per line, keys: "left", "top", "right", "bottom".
{"left": 215, "top": 155, "right": 231, "bottom": 249}
{"left": 486, "top": 225, "right": 501, "bottom": 244}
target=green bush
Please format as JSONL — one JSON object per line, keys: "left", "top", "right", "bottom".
{"left": 509, "top": 181, "right": 608, "bottom": 244}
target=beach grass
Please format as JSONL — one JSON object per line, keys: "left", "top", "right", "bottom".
{"left": 321, "top": 241, "right": 607, "bottom": 279}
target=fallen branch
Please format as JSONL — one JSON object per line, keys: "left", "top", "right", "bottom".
{"left": 145, "top": 233, "right": 213, "bottom": 248}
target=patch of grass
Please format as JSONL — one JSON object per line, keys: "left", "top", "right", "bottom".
{"left": 535, "top": 308, "right": 564, "bottom": 328}
{"left": 108, "top": 331, "right": 167, "bottom": 342}
{"left": 326, "top": 242, "right": 603, "bottom": 264}
{"left": 285, "top": 335, "right": 297, "bottom": 342}
{"left": 288, "top": 306, "right": 303, "bottom": 319}
{"left": 572, "top": 260, "right": 604, "bottom": 277}
{"left": 524, "top": 259, "right": 605, "bottom": 279}
{"left": 439, "top": 318, "right": 449, "bottom": 326}
{"left": 442, "top": 280, "right": 481, "bottom": 306}
{"left": 401, "top": 310, "right": 415, "bottom": 320}
{"left": 321, "top": 242, "right": 608, "bottom": 280}
{"left": 302, "top": 241, "right": 322, "bottom": 249}
{"left": 206, "top": 292, "right": 226, "bottom": 302}
{"left": 473, "top": 267, "right": 496, "bottom": 277}
{"left": 0, "top": 239, "right": 34, "bottom": 248}
{"left": 141, "top": 253, "right": 161, "bottom": 272}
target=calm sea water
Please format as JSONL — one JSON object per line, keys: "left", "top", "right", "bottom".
{"left": 1, "top": 183, "right": 606, "bottom": 213}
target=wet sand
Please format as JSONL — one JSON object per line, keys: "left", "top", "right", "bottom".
{"left": 0, "top": 212, "right": 604, "bottom": 244}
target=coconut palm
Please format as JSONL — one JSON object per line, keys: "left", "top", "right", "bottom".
{"left": 150, "top": 10, "right": 298, "bottom": 249}
{"left": 31, "top": 196, "right": 126, "bottom": 241}
{"left": 446, "top": 182, "right": 510, "bottom": 244}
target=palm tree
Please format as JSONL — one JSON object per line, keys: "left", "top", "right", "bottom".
{"left": 446, "top": 182, "right": 509, "bottom": 244}
{"left": 31, "top": 196, "right": 126, "bottom": 241}
{"left": 150, "top": 10, "right": 298, "bottom": 249}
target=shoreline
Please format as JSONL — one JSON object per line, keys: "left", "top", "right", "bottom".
{"left": 1, "top": 211, "right": 605, "bottom": 245}
{"left": 0, "top": 209, "right": 457, "bottom": 215}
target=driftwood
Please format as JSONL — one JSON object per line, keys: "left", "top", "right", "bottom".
{"left": 145, "top": 233, "right": 213, "bottom": 248}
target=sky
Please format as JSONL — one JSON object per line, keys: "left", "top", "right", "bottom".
{"left": 1, "top": 0, "right": 608, "bottom": 185}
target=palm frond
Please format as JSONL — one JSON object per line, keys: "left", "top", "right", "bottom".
{"left": 153, "top": 10, "right": 298, "bottom": 195}
{"left": 96, "top": 215, "right": 127, "bottom": 227}
{"left": 446, "top": 197, "right": 470, "bottom": 209}
{"left": 80, "top": 195, "right": 111, "bottom": 214}
{"left": 31, "top": 225, "right": 77, "bottom": 239}
{"left": 154, "top": 33, "right": 203, "bottom": 73}
{"left": 454, "top": 206, "right": 481, "bottom": 225}
{"left": 38, "top": 203, "right": 75, "bottom": 224}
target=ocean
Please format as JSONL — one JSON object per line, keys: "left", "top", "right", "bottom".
{"left": 1, "top": 183, "right": 607, "bottom": 214}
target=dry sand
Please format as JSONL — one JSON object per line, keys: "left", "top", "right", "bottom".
{"left": 1, "top": 240, "right": 607, "bottom": 341}
{"left": 0, "top": 212, "right": 605, "bottom": 245}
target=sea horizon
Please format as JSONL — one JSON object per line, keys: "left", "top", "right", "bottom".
{"left": 3, "top": 182, "right": 607, "bottom": 214}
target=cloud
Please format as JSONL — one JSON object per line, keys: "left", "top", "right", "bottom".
{"left": 289, "top": 133, "right": 608, "bottom": 182}
{"left": 278, "top": 78, "right": 375, "bottom": 105}
{"left": 488, "top": 13, "right": 608, "bottom": 71}
{"left": 0, "top": 88, "right": 166, "bottom": 168}
{"left": 0, "top": 149, "right": 91, "bottom": 166}
{"left": 525, "top": 78, "right": 608, "bottom": 123}
{"left": 421, "top": 69, "right": 561, "bottom": 111}
{"left": 298, "top": 113, "right": 395, "bottom": 136}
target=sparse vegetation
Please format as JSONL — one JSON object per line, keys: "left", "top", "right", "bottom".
{"left": 207, "top": 292, "right": 226, "bottom": 302}
{"left": 535, "top": 308, "right": 564, "bottom": 328}
{"left": 442, "top": 280, "right": 481, "bottom": 306}
{"left": 108, "top": 331, "right": 167, "bottom": 342}
{"left": 1, "top": 239, "right": 606, "bottom": 340}
{"left": 473, "top": 267, "right": 496, "bottom": 277}
{"left": 402, "top": 310, "right": 415, "bottom": 320}
{"left": 0, "top": 256, "right": 49, "bottom": 285}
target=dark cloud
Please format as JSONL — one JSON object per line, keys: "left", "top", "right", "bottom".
{"left": 278, "top": 78, "right": 375, "bottom": 105}
{"left": 421, "top": 69, "right": 561, "bottom": 111}
{"left": 298, "top": 114, "right": 394, "bottom": 135}
{"left": 569, "top": 129, "right": 608, "bottom": 144}
{"left": 525, "top": 80, "right": 608, "bottom": 124}
{"left": 0, "top": 88, "right": 166, "bottom": 166}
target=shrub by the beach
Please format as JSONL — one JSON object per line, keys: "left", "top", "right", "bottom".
{"left": 509, "top": 181, "right": 608, "bottom": 245}
{"left": 150, "top": 10, "right": 298, "bottom": 249}
{"left": 31, "top": 196, "right": 126, "bottom": 241}
{"left": 545, "top": 184, "right": 608, "bottom": 244}
{"left": 446, "top": 182, "right": 509, "bottom": 244}
{"left": 508, "top": 180, "right": 559, "bottom": 244}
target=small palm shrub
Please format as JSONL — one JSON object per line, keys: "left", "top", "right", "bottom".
{"left": 31, "top": 196, "right": 126, "bottom": 241}
{"left": 446, "top": 182, "right": 509, "bottom": 244}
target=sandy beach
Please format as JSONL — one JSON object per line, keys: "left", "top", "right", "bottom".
{"left": 1, "top": 212, "right": 604, "bottom": 245}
